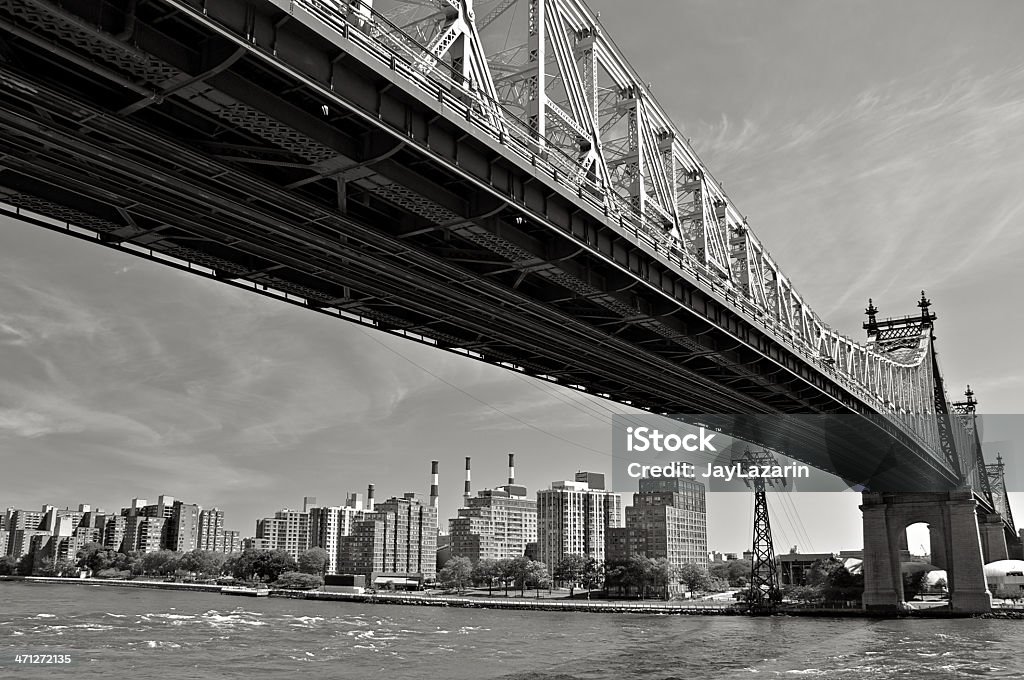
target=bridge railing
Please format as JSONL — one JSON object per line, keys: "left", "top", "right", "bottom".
{"left": 285, "top": 0, "right": 960, "bottom": 467}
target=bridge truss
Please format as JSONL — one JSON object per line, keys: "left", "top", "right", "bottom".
{"left": 0, "top": 0, "right": 1008, "bottom": 501}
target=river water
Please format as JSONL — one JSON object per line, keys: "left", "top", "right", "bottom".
{"left": 1, "top": 582, "right": 1022, "bottom": 679}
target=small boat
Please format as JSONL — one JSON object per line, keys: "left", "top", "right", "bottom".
{"left": 221, "top": 585, "right": 270, "bottom": 597}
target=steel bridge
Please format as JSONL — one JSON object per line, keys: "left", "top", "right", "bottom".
{"left": 0, "top": 0, "right": 1015, "bottom": 543}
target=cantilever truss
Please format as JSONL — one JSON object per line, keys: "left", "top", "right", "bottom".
{"left": 986, "top": 454, "right": 1017, "bottom": 535}
{"left": 0, "top": 0, "right": 990, "bottom": 487}
{"left": 733, "top": 449, "right": 783, "bottom": 608}
{"left": 952, "top": 386, "right": 993, "bottom": 505}
{"left": 360, "top": 0, "right": 970, "bottom": 467}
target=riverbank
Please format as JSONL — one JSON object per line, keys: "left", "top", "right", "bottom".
{"left": 4, "top": 576, "right": 1022, "bottom": 618}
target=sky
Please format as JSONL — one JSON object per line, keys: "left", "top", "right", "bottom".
{"left": 1, "top": 0, "right": 1023, "bottom": 555}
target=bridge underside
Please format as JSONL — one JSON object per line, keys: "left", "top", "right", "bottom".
{"left": 0, "top": 0, "right": 960, "bottom": 491}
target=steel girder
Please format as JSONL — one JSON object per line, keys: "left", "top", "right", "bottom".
{"left": 0, "top": 0, "right": 982, "bottom": 489}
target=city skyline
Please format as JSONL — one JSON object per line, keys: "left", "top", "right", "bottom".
{"left": 2, "top": 0, "right": 1023, "bottom": 558}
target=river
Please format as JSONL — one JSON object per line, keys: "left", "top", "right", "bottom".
{"left": 1, "top": 582, "right": 1022, "bottom": 678}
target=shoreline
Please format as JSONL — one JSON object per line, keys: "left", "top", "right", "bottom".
{"left": 4, "top": 576, "right": 1022, "bottom": 619}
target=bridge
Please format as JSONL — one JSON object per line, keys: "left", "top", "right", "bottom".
{"left": 0, "top": 0, "right": 1017, "bottom": 611}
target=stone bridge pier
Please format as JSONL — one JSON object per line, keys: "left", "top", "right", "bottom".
{"left": 978, "top": 514, "right": 1009, "bottom": 563}
{"left": 861, "top": 491, "right": 992, "bottom": 613}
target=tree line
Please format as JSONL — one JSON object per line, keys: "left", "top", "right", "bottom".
{"left": 0, "top": 543, "right": 335, "bottom": 591}
{"left": 436, "top": 554, "right": 743, "bottom": 600}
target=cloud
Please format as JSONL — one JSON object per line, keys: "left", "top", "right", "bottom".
{"left": 684, "top": 64, "right": 1024, "bottom": 325}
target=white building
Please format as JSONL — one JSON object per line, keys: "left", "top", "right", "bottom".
{"left": 309, "top": 493, "right": 365, "bottom": 574}
{"left": 536, "top": 475, "right": 622, "bottom": 569}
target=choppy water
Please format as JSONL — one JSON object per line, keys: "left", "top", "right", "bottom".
{"left": 1, "top": 582, "right": 1023, "bottom": 679}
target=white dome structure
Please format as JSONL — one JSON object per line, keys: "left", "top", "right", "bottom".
{"left": 983, "top": 560, "right": 1024, "bottom": 577}
{"left": 983, "top": 560, "right": 1024, "bottom": 599}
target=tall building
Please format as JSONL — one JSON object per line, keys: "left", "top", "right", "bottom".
{"left": 221, "top": 530, "right": 241, "bottom": 554}
{"left": 120, "top": 498, "right": 166, "bottom": 553}
{"left": 255, "top": 508, "right": 312, "bottom": 561}
{"left": 536, "top": 476, "right": 622, "bottom": 569}
{"left": 338, "top": 492, "right": 438, "bottom": 584}
{"left": 136, "top": 517, "right": 166, "bottom": 553}
{"left": 377, "top": 493, "right": 438, "bottom": 579}
{"left": 58, "top": 507, "right": 107, "bottom": 562}
{"left": 103, "top": 516, "right": 128, "bottom": 552}
{"left": 449, "top": 487, "right": 537, "bottom": 563}
{"left": 167, "top": 501, "right": 201, "bottom": 552}
{"left": 605, "top": 477, "right": 708, "bottom": 571}
{"left": 140, "top": 496, "right": 176, "bottom": 521}
{"left": 340, "top": 515, "right": 385, "bottom": 578}
{"left": 309, "top": 493, "right": 364, "bottom": 574}
{"left": 448, "top": 453, "right": 536, "bottom": 563}
{"left": 5, "top": 507, "right": 48, "bottom": 558}
{"left": 197, "top": 508, "right": 225, "bottom": 552}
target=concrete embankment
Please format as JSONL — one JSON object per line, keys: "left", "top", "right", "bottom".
{"left": 2, "top": 575, "right": 223, "bottom": 593}
{"left": 275, "top": 589, "right": 747, "bottom": 615}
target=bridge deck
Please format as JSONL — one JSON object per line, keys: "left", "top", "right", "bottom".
{"left": 0, "top": 0, "right": 968, "bottom": 491}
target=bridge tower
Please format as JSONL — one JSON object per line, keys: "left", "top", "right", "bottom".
{"left": 984, "top": 454, "right": 1021, "bottom": 560}
{"left": 734, "top": 449, "right": 783, "bottom": 608}
{"left": 859, "top": 294, "right": 992, "bottom": 613}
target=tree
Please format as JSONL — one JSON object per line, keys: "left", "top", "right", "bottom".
{"left": 256, "top": 550, "right": 298, "bottom": 583}
{"left": 496, "top": 558, "right": 516, "bottom": 597}
{"left": 53, "top": 559, "right": 79, "bottom": 577}
{"left": 677, "top": 563, "right": 711, "bottom": 596}
{"left": 136, "top": 550, "right": 180, "bottom": 577}
{"left": 224, "top": 550, "right": 259, "bottom": 582}
{"left": 525, "top": 560, "right": 550, "bottom": 599}
{"left": 113, "top": 553, "right": 136, "bottom": 573}
{"left": 902, "top": 571, "right": 928, "bottom": 602}
{"left": 298, "top": 548, "right": 330, "bottom": 576}
{"left": 709, "top": 558, "right": 753, "bottom": 587}
{"left": 509, "top": 556, "right": 531, "bottom": 596}
{"left": 0, "top": 555, "right": 19, "bottom": 575}
{"left": 604, "top": 561, "right": 628, "bottom": 597}
{"left": 784, "top": 584, "right": 821, "bottom": 604}
{"left": 553, "top": 554, "right": 587, "bottom": 597}
{"left": 472, "top": 558, "right": 499, "bottom": 596}
{"left": 76, "top": 543, "right": 112, "bottom": 575}
{"left": 580, "top": 558, "right": 602, "bottom": 599}
{"left": 275, "top": 572, "right": 324, "bottom": 590}
{"left": 649, "top": 557, "right": 676, "bottom": 600}
{"left": 16, "top": 554, "right": 34, "bottom": 576}
{"left": 438, "top": 556, "right": 473, "bottom": 593}
{"left": 178, "top": 550, "right": 227, "bottom": 578}
{"left": 628, "top": 554, "right": 654, "bottom": 598}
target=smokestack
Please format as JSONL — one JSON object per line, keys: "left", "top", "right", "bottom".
{"left": 430, "top": 461, "right": 439, "bottom": 509}
{"left": 464, "top": 456, "right": 472, "bottom": 503}
{"left": 508, "top": 452, "right": 516, "bottom": 485}
{"left": 367, "top": 483, "right": 375, "bottom": 512}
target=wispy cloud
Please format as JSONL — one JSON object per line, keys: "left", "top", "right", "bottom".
{"left": 685, "top": 64, "right": 1024, "bottom": 337}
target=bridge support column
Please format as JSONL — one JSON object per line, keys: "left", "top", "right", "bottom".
{"left": 860, "top": 491, "right": 991, "bottom": 614}
{"left": 1008, "top": 532, "right": 1024, "bottom": 561}
{"left": 978, "top": 514, "right": 1008, "bottom": 563}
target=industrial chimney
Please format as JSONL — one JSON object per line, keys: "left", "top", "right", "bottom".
{"left": 464, "top": 456, "right": 472, "bottom": 503}
{"left": 430, "top": 460, "right": 439, "bottom": 509}
{"left": 508, "top": 452, "right": 516, "bottom": 485}
{"left": 367, "top": 483, "right": 375, "bottom": 512}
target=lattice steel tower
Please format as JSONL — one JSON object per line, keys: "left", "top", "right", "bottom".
{"left": 987, "top": 453, "right": 1017, "bottom": 535}
{"left": 734, "top": 449, "right": 784, "bottom": 607}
